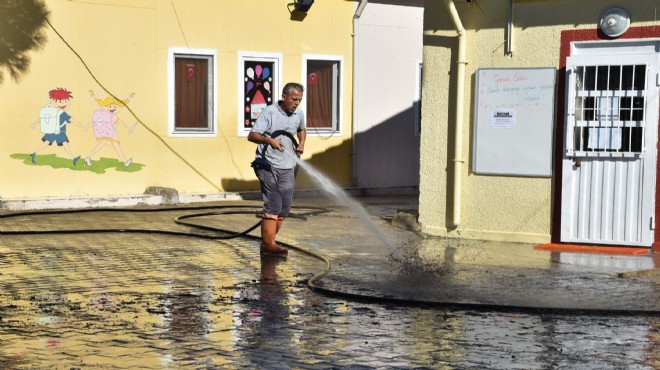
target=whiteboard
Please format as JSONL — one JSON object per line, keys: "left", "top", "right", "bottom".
{"left": 472, "top": 68, "right": 556, "bottom": 177}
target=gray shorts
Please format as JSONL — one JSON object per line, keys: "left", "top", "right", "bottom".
{"left": 254, "top": 166, "right": 296, "bottom": 218}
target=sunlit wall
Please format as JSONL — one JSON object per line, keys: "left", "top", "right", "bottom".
{"left": 0, "top": 0, "right": 354, "bottom": 202}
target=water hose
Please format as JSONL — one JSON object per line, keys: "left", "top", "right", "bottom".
{"left": 252, "top": 129, "right": 299, "bottom": 164}
{"left": 2, "top": 206, "right": 658, "bottom": 315}
{"left": 0, "top": 205, "right": 333, "bottom": 296}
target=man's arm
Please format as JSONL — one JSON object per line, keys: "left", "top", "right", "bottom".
{"left": 248, "top": 131, "right": 283, "bottom": 151}
{"left": 296, "top": 129, "right": 306, "bottom": 156}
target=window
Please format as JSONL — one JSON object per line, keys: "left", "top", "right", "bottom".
{"left": 571, "top": 64, "right": 647, "bottom": 155}
{"left": 168, "top": 48, "right": 217, "bottom": 137}
{"left": 303, "top": 55, "right": 343, "bottom": 134}
{"left": 238, "top": 52, "right": 281, "bottom": 136}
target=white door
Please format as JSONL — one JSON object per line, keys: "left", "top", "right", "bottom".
{"left": 561, "top": 50, "right": 660, "bottom": 247}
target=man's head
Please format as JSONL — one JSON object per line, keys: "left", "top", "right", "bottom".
{"left": 280, "top": 82, "right": 304, "bottom": 115}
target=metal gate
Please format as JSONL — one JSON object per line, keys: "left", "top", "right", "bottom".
{"left": 560, "top": 47, "right": 659, "bottom": 247}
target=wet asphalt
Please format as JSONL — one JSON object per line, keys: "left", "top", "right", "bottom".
{"left": 0, "top": 195, "right": 658, "bottom": 369}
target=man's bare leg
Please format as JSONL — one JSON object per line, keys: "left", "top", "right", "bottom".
{"left": 260, "top": 216, "right": 288, "bottom": 255}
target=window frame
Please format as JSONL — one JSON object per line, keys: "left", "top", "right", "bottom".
{"left": 568, "top": 61, "right": 648, "bottom": 157}
{"left": 415, "top": 59, "right": 423, "bottom": 136}
{"left": 237, "top": 51, "right": 282, "bottom": 137}
{"left": 301, "top": 54, "right": 344, "bottom": 135}
{"left": 168, "top": 47, "right": 218, "bottom": 138}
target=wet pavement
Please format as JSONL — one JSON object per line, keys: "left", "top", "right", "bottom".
{"left": 0, "top": 196, "right": 658, "bottom": 369}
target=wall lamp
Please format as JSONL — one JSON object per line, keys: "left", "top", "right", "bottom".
{"left": 288, "top": 0, "right": 314, "bottom": 13}
{"left": 599, "top": 7, "right": 630, "bottom": 38}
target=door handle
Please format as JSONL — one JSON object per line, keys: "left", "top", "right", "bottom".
{"left": 574, "top": 160, "right": 581, "bottom": 168}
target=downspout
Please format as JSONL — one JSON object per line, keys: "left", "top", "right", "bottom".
{"left": 352, "top": 0, "right": 368, "bottom": 187}
{"left": 506, "top": 0, "right": 514, "bottom": 54}
{"left": 443, "top": 0, "right": 467, "bottom": 227}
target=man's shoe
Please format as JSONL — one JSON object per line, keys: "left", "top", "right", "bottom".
{"left": 31, "top": 153, "right": 36, "bottom": 164}
{"left": 73, "top": 156, "right": 81, "bottom": 165}
{"left": 260, "top": 243, "right": 288, "bottom": 256}
{"left": 85, "top": 157, "right": 92, "bottom": 166}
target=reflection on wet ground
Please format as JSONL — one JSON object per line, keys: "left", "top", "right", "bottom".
{"left": 0, "top": 206, "right": 658, "bottom": 369}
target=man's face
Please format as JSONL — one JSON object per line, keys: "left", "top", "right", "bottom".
{"left": 281, "top": 89, "right": 303, "bottom": 115}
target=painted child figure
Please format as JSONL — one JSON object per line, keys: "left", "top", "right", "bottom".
{"left": 84, "top": 90, "right": 137, "bottom": 167}
{"left": 30, "top": 88, "right": 83, "bottom": 165}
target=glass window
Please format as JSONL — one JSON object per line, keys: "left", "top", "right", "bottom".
{"left": 304, "top": 56, "right": 342, "bottom": 133}
{"left": 570, "top": 63, "right": 647, "bottom": 155}
{"left": 168, "top": 48, "right": 217, "bottom": 137}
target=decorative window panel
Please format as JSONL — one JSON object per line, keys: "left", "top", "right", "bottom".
{"left": 243, "top": 60, "right": 274, "bottom": 129}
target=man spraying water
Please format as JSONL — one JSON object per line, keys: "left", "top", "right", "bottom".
{"left": 248, "top": 82, "right": 307, "bottom": 255}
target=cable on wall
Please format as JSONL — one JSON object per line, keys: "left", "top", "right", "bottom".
{"left": 170, "top": 0, "right": 191, "bottom": 51}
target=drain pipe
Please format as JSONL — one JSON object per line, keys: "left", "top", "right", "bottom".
{"left": 506, "top": 0, "right": 514, "bottom": 54}
{"left": 443, "top": 0, "right": 467, "bottom": 227}
{"left": 352, "top": 0, "right": 368, "bottom": 187}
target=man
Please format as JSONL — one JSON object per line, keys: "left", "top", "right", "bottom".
{"left": 248, "top": 82, "right": 306, "bottom": 255}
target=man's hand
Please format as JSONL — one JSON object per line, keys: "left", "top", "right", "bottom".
{"left": 270, "top": 138, "right": 284, "bottom": 151}
{"left": 295, "top": 143, "right": 304, "bottom": 156}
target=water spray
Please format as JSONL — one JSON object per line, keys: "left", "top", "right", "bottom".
{"left": 267, "top": 130, "right": 392, "bottom": 247}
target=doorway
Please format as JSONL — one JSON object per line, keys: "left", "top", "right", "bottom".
{"left": 560, "top": 40, "right": 660, "bottom": 247}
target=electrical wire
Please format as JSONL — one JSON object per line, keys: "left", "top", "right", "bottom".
{"left": 306, "top": 118, "right": 337, "bottom": 140}
{"left": 170, "top": 0, "right": 191, "bottom": 51}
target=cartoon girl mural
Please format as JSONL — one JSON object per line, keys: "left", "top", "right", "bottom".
{"left": 84, "top": 90, "right": 137, "bottom": 167}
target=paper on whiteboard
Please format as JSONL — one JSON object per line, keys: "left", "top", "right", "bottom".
{"left": 490, "top": 109, "right": 516, "bottom": 129}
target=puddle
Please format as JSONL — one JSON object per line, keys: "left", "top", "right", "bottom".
{"left": 0, "top": 208, "right": 657, "bottom": 368}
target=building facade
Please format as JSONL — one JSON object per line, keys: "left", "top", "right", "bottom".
{"left": 1, "top": 0, "right": 357, "bottom": 207}
{"left": 420, "top": 0, "right": 660, "bottom": 251}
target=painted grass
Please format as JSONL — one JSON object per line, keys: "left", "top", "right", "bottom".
{"left": 11, "top": 153, "right": 144, "bottom": 174}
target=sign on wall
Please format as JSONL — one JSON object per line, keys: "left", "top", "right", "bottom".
{"left": 472, "top": 68, "right": 556, "bottom": 177}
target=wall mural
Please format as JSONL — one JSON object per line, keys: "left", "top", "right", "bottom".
{"left": 11, "top": 88, "right": 143, "bottom": 174}
{"left": 86, "top": 90, "right": 137, "bottom": 168}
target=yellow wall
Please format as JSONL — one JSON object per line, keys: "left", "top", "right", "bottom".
{"left": 0, "top": 0, "right": 354, "bottom": 201}
{"left": 420, "top": 0, "right": 660, "bottom": 243}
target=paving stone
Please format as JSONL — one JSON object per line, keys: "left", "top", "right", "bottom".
{"left": 0, "top": 199, "right": 658, "bottom": 369}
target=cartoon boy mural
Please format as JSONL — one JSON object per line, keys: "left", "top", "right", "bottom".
{"left": 84, "top": 90, "right": 137, "bottom": 167}
{"left": 30, "top": 87, "right": 83, "bottom": 165}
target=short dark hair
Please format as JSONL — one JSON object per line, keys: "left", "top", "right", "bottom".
{"left": 282, "top": 82, "right": 304, "bottom": 95}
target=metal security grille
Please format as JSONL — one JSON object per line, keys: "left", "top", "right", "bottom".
{"left": 568, "top": 64, "right": 647, "bottom": 157}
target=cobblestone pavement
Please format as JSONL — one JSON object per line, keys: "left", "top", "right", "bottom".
{"left": 0, "top": 199, "right": 658, "bottom": 369}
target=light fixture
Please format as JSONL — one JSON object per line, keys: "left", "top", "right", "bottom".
{"left": 288, "top": 0, "right": 314, "bottom": 13}
{"left": 599, "top": 7, "right": 630, "bottom": 38}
